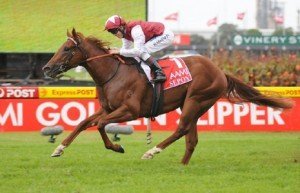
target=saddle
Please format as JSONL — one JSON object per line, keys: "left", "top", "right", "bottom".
{"left": 120, "top": 56, "right": 192, "bottom": 119}
{"left": 120, "top": 56, "right": 163, "bottom": 119}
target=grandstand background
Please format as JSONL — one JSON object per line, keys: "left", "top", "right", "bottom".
{"left": 0, "top": 0, "right": 299, "bottom": 86}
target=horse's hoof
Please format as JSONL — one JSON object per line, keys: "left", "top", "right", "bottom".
{"left": 141, "top": 153, "right": 153, "bottom": 160}
{"left": 51, "top": 149, "right": 64, "bottom": 157}
{"left": 51, "top": 152, "right": 62, "bottom": 157}
{"left": 141, "top": 146, "right": 162, "bottom": 160}
{"left": 51, "top": 144, "right": 65, "bottom": 157}
{"left": 117, "top": 145, "right": 125, "bottom": 153}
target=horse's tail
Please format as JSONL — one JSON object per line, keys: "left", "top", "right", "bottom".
{"left": 224, "top": 74, "right": 294, "bottom": 109}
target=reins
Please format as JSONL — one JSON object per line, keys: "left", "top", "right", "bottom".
{"left": 85, "top": 54, "right": 125, "bottom": 64}
{"left": 100, "top": 61, "right": 121, "bottom": 86}
{"left": 82, "top": 53, "right": 124, "bottom": 86}
{"left": 66, "top": 37, "right": 125, "bottom": 86}
{"left": 67, "top": 37, "right": 125, "bottom": 65}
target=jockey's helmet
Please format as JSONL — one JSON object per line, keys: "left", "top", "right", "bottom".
{"left": 105, "top": 15, "right": 125, "bottom": 30}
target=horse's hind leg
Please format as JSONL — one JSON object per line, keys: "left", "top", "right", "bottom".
{"left": 141, "top": 97, "right": 215, "bottom": 163}
{"left": 182, "top": 124, "right": 198, "bottom": 165}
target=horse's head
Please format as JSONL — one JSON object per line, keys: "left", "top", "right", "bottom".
{"left": 42, "top": 28, "right": 88, "bottom": 78}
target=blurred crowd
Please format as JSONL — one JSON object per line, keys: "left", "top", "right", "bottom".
{"left": 212, "top": 50, "right": 300, "bottom": 86}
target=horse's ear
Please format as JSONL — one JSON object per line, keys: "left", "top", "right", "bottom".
{"left": 71, "top": 28, "right": 77, "bottom": 38}
{"left": 71, "top": 28, "right": 81, "bottom": 43}
{"left": 67, "top": 29, "right": 71, "bottom": 37}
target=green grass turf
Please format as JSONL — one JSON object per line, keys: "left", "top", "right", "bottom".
{"left": 0, "top": 0, "right": 145, "bottom": 52}
{"left": 0, "top": 131, "right": 299, "bottom": 193}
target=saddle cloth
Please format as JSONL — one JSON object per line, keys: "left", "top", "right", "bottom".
{"left": 141, "top": 57, "right": 192, "bottom": 90}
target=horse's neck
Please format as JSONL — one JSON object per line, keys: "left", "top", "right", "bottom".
{"left": 84, "top": 48, "right": 119, "bottom": 86}
{"left": 85, "top": 60, "right": 118, "bottom": 86}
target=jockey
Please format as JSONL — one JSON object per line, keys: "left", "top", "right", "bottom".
{"left": 104, "top": 15, "right": 174, "bottom": 83}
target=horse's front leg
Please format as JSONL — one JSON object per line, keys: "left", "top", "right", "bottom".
{"left": 97, "top": 105, "right": 137, "bottom": 153}
{"left": 51, "top": 110, "right": 105, "bottom": 157}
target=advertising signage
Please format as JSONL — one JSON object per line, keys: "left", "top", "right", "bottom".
{"left": 232, "top": 35, "right": 300, "bottom": 46}
{"left": 0, "top": 87, "right": 299, "bottom": 132}
{"left": 0, "top": 99, "right": 299, "bottom": 132}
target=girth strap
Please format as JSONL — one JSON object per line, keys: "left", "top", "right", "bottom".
{"left": 150, "top": 82, "right": 164, "bottom": 119}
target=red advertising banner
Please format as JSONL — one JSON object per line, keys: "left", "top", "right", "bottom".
{"left": 0, "top": 87, "right": 39, "bottom": 99}
{"left": 0, "top": 86, "right": 97, "bottom": 99}
{"left": 173, "top": 34, "right": 191, "bottom": 46}
{"left": 0, "top": 99, "right": 299, "bottom": 132}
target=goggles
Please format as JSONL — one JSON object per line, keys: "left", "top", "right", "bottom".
{"left": 108, "top": 28, "right": 119, "bottom": 35}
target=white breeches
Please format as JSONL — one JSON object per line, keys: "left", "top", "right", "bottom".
{"left": 140, "top": 28, "right": 174, "bottom": 61}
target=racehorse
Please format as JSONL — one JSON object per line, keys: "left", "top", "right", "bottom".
{"left": 42, "top": 29, "right": 293, "bottom": 165}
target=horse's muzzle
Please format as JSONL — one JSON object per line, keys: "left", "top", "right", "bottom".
{"left": 42, "top": 66, "right": 53, "bottom": 78}
{"left": 42, "top": 63, "right": 65, "bottom": 78}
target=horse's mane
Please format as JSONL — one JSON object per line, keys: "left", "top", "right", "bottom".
{"left": 76, "top": 32, "right": 110, "bottom": 52}
{"left": 76, "top": 31, "right": 137, "bottom": 65}
{"left": 86, "top": 36, "right": 110, "bottom": 52}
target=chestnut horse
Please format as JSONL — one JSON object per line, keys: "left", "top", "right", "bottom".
{"left": 43, "top": 29, "right": 293, "bottom": 165}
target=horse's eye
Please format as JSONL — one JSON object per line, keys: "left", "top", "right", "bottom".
{"left": 64, "top": 47, "right": 70, "bottom": 52}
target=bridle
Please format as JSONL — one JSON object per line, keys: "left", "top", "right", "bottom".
{"left": 60, "top": 37, "right": 125, "bottom": 86}
{"left": 65, "top": 37, "right": 88, "bottom": 65}
{"left": 66, "top": 37, "right": 125, "bottom": 65}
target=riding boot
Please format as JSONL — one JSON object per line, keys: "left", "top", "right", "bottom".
{"left": 145, "top": 56, "right": 166, "bottom": 83}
